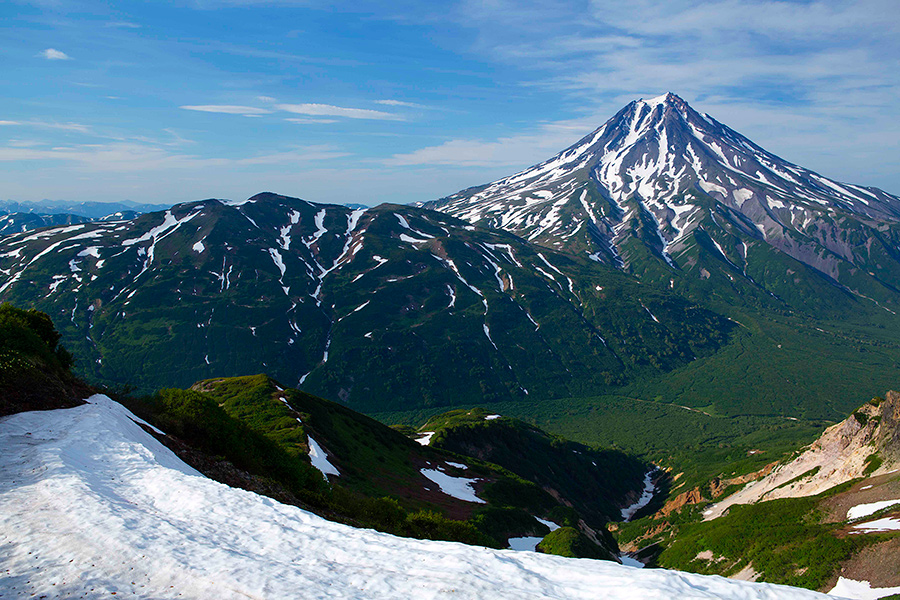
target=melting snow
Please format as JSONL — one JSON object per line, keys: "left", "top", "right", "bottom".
{"left": 416, "top": 431, "right": 435, "bottom": 446}
{"left": 485, "top": 414, "right": 501, "bottom": 420}
{"left": 846, "top": 500, "right": 900, "bottom": 520}
{"left": 483, "top": 324, "right": 498, "bottom": 350}
{"left": 621, "top": 469, "right": 657, "bottom": 521}
{"left": 304, "top": 209, "right": 328, "bottom": 248}
{"left": 640, "top": 302, "right": 660, "bottom": 323}
{"left": 307, "top": 435, "right": 340, "bottom": 480}
{"left": 372, "top": 255, "right": 388, "bottom": 267}
{"left": 400, "top": 233, "right": 430, "bottom": 244}
{"left": 77, "top": 246, "right": 101, "bottom": 258}
{"left": 536, "top": 517, "right": 560, "bottom": 532}
{"left": 828, "top": 577, "right": 900, "bottom": 600}
{"left": 446, "top": 283, "right": 457, "bottom": 308}
{"left": 420, "top": 468, "right": 485, "bottom": 504}
{"left": 851, "top": 517, "right": 900, "bottom": 533}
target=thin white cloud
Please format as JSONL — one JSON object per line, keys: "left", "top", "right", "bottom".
{"left": 385, "top": 120, "right": 592, "bottom": 168}
{"left": 375, "top": 99, "right": 429, "bottom": 109}
{"left": 6, "top": 140, "right": 44, "bottom": 148}
{"left": 39, "top": 48, "right": 71, "bottom": 61}
{"left": 0, "top": 142, "right": 348, "bottom": 172}
{"left": 41, "top": 121, "right": 92, "bottom": 134}
{"left": 180, "top": 105, "right": 271, "bottom": 115}
{"left": 104, "top": 21, "right": 141, "bottom": 28}
{"left": 0, "top": 120, "right": 92, "bottom": 133}
{"left": 285, "top": 117, "right": 339, "bottom": 124}
{"left": 257, "top": 95, "right": 278, "bottom": 103}
{"left": 276, "top": 103, "right": 404, "bottom": 121}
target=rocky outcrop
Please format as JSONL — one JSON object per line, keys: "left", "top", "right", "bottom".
{"left": 660, "top": 487, "right": 705, "bottom": 516}
{"left": 704, "top": 393, "right": 900, "bottom": 520}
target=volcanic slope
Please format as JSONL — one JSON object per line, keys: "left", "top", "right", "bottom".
{"left": 424, "top": 93, "right": 900, "bottom": 318}
{"left": 0, "top": 193, "right": 732, "bottom": 411}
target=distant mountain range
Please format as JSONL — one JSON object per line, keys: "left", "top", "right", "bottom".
{"left": 0, "top": 192, "right": 731, "bottom": 411}
{"left": 0, "top": 200, "right": 168, "bottom": 236}
{"left": 0, "top": 199, "right": 172, "bottom": 220}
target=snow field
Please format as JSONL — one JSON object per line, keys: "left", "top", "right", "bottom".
{"left": 621, "top": 469, "right": 658, "bottom": 522}
{"left": 0, "top": 398, "right": 833, "bottom": 599}
{"left": 828, "top": 578, "right": 900, "bottom": 600}
{"left": 420, "top": 468, "right": 485, "bottom": 504}
{"left": 850, "top": 517, "right": 900, "bottom": 533}
{"left": 307, "top": 435, "right": 340, "bottom": 480}
{"left": 846, "top": 500, "right": 900, "bottom": 520}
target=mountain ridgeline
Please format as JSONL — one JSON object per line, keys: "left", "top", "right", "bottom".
{"left": 0, "top": 193, "right": 732, "bottom": 411}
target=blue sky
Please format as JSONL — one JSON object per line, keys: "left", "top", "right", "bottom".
{"left": 2, "top": 0, "right": 898, "bottom": 206}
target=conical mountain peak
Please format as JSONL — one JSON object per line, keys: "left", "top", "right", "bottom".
{"left": 426, "top": 94, "right": 900, "bottom": 282}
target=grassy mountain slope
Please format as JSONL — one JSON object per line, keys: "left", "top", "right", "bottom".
{"left": 0, "top": 302, "right": 91, "bottom": 416}
{"left": 419, "top": 408, "right": 649, "bottom": 528}
{"left": 168, "top": 374, "right": 642, "bottom": 558}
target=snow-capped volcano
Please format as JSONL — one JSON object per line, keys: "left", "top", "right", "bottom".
{"left": 424, "top": 93, "right": 900, "bottom": 312}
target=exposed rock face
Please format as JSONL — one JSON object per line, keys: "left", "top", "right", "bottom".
{"left": 704, "top": 393, "right": 900, "bottom": 520}
{"left": 660, "top": 487, "right": 705, "bottom": 517}
{"left": 877, "top": 391, "right": 900, "bottom": 464}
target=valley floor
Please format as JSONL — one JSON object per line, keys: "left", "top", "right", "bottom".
{"left": 0, "top": 395, "right": 835, "bottom": 600}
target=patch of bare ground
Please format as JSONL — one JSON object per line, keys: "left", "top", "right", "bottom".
{"left": 819, "top": 471, "right": 900, "bottom": 523}
{"left": 820, "top": 537, "right": 900, "bottom": 591}
{"left": 730, "top": 564, "right": 759, "bottom": 582}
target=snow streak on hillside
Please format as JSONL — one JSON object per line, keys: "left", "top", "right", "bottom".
{"left": 0, "top": 397, "right": 832, "bottom": 599}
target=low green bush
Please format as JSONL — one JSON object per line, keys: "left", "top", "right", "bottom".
{"left": 537, "top": 527, "right": 609, "bottom": 559}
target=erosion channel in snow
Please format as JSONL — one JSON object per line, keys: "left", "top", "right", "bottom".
{"left": 0, "top": 397, "right": 832, "bottom": 599}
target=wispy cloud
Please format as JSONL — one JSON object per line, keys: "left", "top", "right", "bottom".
{"left": 455, "top": 0, "right": 899, "bottom": 107}
{"left": 180, "top": 105, "right": 272, "bottom": 115}
{"left": 276, "top": 103, "right": 404, "bottom": 121}
{"left": 375, "top": 99, "right": 430, "bottom": 109}
{"left": 179, "top": 101, "right": 404, "bottom": 122}
{"left": 0, "top": 142, "right": 347, "bottom": 172}
{"left": 385, "top": 120, "right": 592, "bottom": 168}
{"left": 285, "top": 117, "right": 339, "bottom": 125}
{"left": 39, "top": 48, "right": 71, "bottom": 61}
{"left": 0, "top": 120, "right": 92, "bottom": 133}
{"left": 104, "top": 21, "right": 141, "bottom": 29}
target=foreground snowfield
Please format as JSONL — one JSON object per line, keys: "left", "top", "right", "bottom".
{"left": 0, "top": 396, "right": 836, "bottom": 600}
